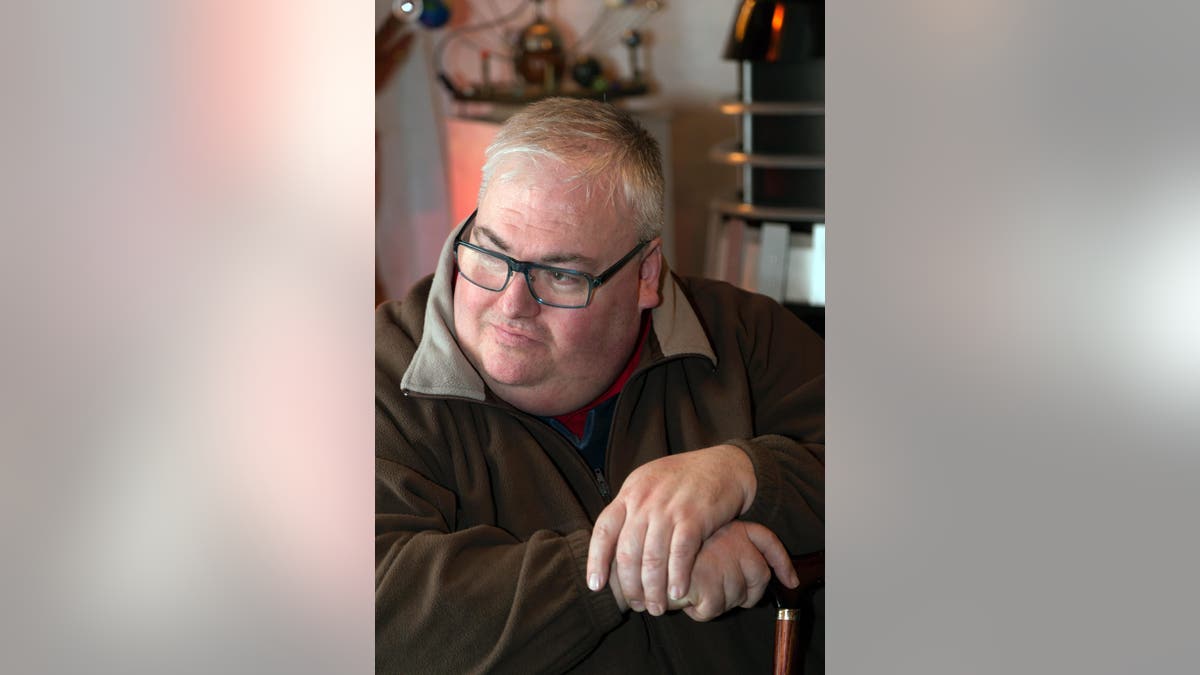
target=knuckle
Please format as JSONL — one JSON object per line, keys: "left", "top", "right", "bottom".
{"left": 591, "top": 522, "right": 614, "bottom": 540}
{"left": 747, "top": 564, "right": 770, "bottom": 588}
{"left": 641, "top": 553, "right": 666, "bottom": 570}
{"left": 618, "top": 564, "right": 641, "bottom": 583}
{"left": 746, "top": 571, "right": 768, "bottom": 592}
{"left": 669, "top": 538, "right": 700, "bottom": 557}
{"left": 733, "top": 588, "right": 749, "bottom": 607}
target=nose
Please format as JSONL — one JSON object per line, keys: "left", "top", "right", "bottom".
{"left": 496, "top": 271, "right": 541, "bottom": 318}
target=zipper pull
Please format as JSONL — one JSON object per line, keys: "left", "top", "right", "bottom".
{"left": 593, "top": 468, "right": 612, "bottom": 501}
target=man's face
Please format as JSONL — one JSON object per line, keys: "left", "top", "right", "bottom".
{"left": 453, "top": 161, "right": 661, "bottom": 416}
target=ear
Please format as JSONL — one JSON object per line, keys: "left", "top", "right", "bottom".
{"left": 636, "top": 239, "right": 664, "bottom": 310}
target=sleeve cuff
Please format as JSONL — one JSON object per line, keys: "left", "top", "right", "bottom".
{"left": 565, "top": 528, "right": 624, "bottom": 635}
{"left": 724, "top": 437, "right": 784, "bottom": 531}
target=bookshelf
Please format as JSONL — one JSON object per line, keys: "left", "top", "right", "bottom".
{"left": 705, "top": 58, "right": 825, "bottom": 337}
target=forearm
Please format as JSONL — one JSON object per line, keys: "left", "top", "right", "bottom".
{"left": 376, "top": 444, "right": 623, "bottom": 673}
{"left": 726, "top": 434, "right": 824, "bottom": 555}
{"left": 377, "top": 525, "right": 623, "bottom": 673}
{"left": 733, "top": 299, "right": 825, "bottom": 555}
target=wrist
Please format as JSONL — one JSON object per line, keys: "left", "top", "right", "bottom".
{"left": 717, "top": 443, "right": 757, "bottom": 515}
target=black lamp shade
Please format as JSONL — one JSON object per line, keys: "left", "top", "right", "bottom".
{"left": 723, "top": 0, "right": 824, "bottom": 62}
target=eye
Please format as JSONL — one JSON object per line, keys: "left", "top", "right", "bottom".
{"left": 549, "top": 271, "right": 586, "bottom": 288}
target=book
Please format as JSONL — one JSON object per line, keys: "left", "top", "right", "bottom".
{"left": 785, "top": 231, "right": 813, "bottom": 303}
{"left": 811, "top": 223, "right": 825, "bottom": 306}
{"left": 756, "top": 222, "right": 791, "bottom": 301}
{"left": 740, "top": 225, "right": 760, "bottom": 292}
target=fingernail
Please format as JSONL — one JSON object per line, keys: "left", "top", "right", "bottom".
{"left": 647, "top": 602, "right": 661, "bottom": 615}
{"left": 669, "top": 586, "right": 681, "bottom": 600}
{"left": 629, "top": 600, "right": 644, "bottom": 612}
{"left": 588, "top": 573, "right": 600, "bottom": 591}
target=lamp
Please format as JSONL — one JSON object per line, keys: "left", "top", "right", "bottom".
{"left": 723, "top": 0, "right": 823, "bottom": 63}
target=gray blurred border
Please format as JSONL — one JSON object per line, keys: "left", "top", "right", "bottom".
{"left": 828, "top": 2, "right": 1200, "bottom": 673}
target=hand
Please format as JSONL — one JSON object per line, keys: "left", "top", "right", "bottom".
{"left": 674, "top": 520, "right": 799, "bottom": 622}
{"left": 587, "top": 445, "right": 757, "bottom": 616}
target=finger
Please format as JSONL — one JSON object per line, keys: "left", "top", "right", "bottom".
{"left": 737, "top": 549, "right": 772, "bottom": 609}
{"left": 668, "top": 551, "right": 708, "bottom": 613}
{"left": 683, "top": 586, "right": 723, "bottom": 622}
{"left": 607, "top": 558, "right": 629, "bottom": 612}
{"left": 640, "top": 519, "right": 671, "bottom": 616}
{"left": 744, "top": 522, "right": 799, "bottom": 588}
{"left": 723, "top": 560, "right": 748, "bottom": 612}
{"left": 615, "top": 516, "right": 649, "bottom": 611}
{"left": 587, "top": 502, "right": 627, "bottom": 591}
{"left": 666, "top": 521, "right": 702, "bottom": 602}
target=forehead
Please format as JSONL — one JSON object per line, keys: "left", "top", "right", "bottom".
{"left": 477, "top": 161, "right": 632, "bottom": 250}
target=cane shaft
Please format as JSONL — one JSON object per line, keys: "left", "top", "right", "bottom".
{"left": 773, "top": 609, "right": 801, "bottom": 675}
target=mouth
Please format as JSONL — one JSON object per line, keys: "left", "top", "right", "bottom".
{"left": 489, "top": 322, "right": 543, "bottom": 346}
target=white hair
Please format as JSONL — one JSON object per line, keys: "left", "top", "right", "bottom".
{"left": 478, "top": 98, "right": 665, "bottom": 242}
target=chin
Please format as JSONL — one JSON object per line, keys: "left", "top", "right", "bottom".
{"left": 481, "top": 355, "right": 545, "bottom": 388}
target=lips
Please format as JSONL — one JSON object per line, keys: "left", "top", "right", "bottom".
{"left": 488, "top": 322, "right": 543, "bottom": 346}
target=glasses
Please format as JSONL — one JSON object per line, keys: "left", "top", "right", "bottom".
{"left": 453, "top": 212, "right": 648, "bottom": 309}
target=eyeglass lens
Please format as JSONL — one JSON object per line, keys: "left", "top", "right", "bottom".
{"left": 457, "top": 245, "right": 592, "bottom": 307}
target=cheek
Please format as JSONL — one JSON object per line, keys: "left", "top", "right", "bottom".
{"left": 544, "top": 314, "right": 592, "bottom": 356}
{"left": 453, "top": 283, "right": 488, "bottom": 338}
{"left": 546, "top": 305, "right": 634, "bottom": 366}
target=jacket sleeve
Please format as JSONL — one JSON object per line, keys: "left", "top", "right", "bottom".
{"left": 722, "top": 293, "right": 825, "bottom": 556}
{"left": 375, "top": 401, "right": 624, "bottom": 674}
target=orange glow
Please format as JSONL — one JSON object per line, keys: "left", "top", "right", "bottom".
{"left": 734, "top": 0, "right": 757, "bottom": 42}
{"left": 767, "top": 3, "right": 786, "bottom": 62}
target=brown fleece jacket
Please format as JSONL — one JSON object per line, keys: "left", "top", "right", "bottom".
{"left": 376, "top": 224, "right": 824, "bottom": 674}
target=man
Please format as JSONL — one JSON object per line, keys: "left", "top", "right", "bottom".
{"left": 377, "top": 98, "right": 824, "bottom": 673}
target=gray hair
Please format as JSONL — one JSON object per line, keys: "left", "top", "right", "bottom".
{"left": 477, "top": 98, "right": 665, "bottom": 242}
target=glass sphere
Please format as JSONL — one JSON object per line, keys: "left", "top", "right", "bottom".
{"left": 513, "top": 17, "right": 566, "bottom": 86}
{"left": 571, "top": 56, "right": 602, "bottom": 88}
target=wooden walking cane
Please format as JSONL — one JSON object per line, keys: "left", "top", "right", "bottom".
{"left": 771, "top": 551, "right": 824, "bottom": 675}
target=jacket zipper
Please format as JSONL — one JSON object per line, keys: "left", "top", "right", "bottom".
{"left": 592, "top": 468, "right": 611, "bottom": 500}
{"left": 575, "top": 355, "right": 707, "bottom": 505}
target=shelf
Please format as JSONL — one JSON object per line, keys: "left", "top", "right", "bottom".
{"left": 710, "top": 197, "right": 824, "bottom": 223}
{"left": 709, "top": 140, "right": 824, "bottom": 169}
{"left": 449, "top": 81, "right": 650, "bottom": 105}
{"left": 717, "top": 99, "right": 825, "bottom": 116}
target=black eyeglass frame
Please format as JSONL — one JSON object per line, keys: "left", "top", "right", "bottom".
{"left": 453, "top": 211, "right": 650, "bottom": 309}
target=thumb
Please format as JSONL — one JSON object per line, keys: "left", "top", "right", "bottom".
{"left": 742, "top": 522, "right": 798, "bottom": 588}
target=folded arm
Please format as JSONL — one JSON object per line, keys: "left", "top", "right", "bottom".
{"left": 586, "top": 290, "right": 824, "bottom": 618}
{"left": 377, "top": 444, "right": 621, "bottom": 673}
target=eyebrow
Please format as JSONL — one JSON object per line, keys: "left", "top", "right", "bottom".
{"left": 473, "top": 224, "right": 597, "bottom": 267}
